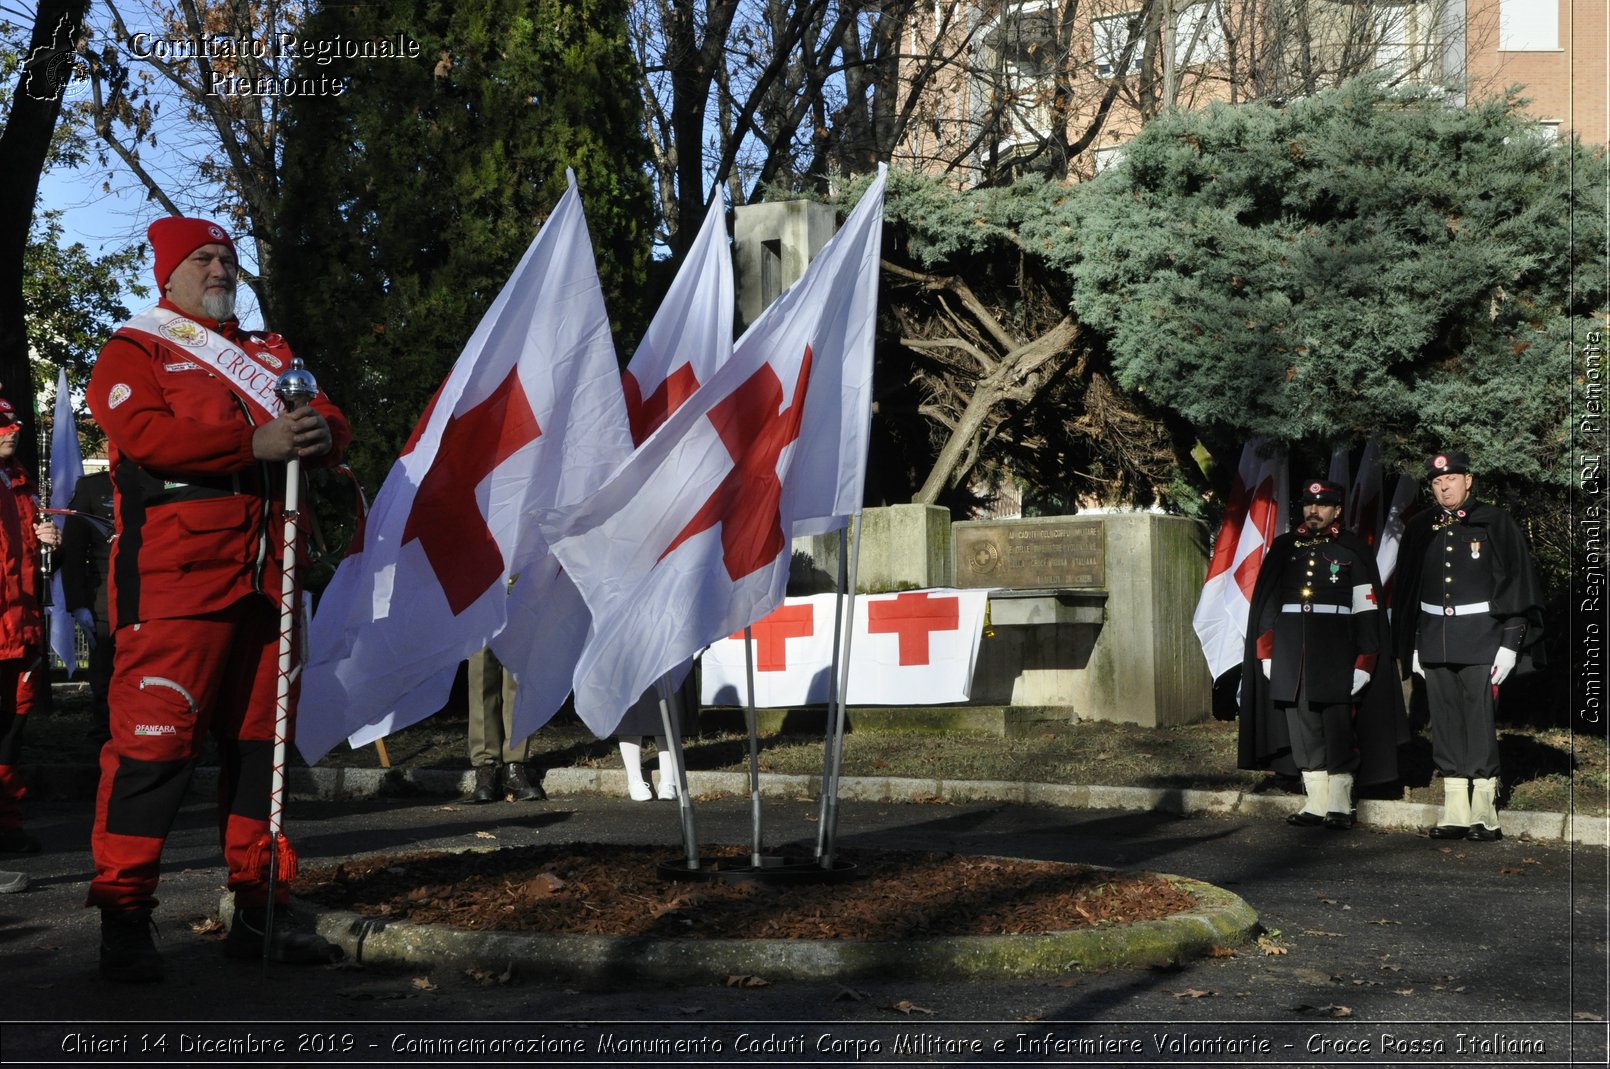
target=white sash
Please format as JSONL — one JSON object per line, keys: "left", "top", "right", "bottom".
{"left": 117, "top": 305, "right": 285, "bottom": 423}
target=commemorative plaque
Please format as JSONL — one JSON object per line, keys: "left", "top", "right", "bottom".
{"left": 952, "top": 517, "right": 1105, "bottom": 590}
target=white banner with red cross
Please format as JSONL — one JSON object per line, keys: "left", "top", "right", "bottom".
{"left": 701, "top": 588, "right": 991, "bottom": 707}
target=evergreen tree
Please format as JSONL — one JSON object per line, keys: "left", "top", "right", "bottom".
{"left": 274, "top": 0, "right": 653, "bottom": 489}
{"left": 1057, "top": 78, "right": 1602, "bottom": 484}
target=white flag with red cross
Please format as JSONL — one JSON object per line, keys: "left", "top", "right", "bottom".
{"left": 1191, "top": 439, "right": 1288, "bottom": 680}
{"left": 700, "top": 594, "right": 839, "bottom": 706}
{"left": 701, "top": 589, "right": 990, "bottom": 706}
{"left": 623, "top": 197, "right": 733, "bottom": 445}
{"left": 1374, "top": 472, "right": 1421, "bottom": 593}
{"left": 297, "top": 173, "right": 631, "bottom": 763}
{"left": 538, "top": 171, "right": 886, "bottom": 736}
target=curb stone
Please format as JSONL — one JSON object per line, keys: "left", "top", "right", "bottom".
{"left": 221, "top": 872, "right": 1260, "bottom": 985}
{"left": 23, "top": 763, "right": 1606, "bottom": 847}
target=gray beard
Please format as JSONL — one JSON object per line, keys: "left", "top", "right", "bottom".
{"left": 201, "top": 289, "right": 236, "bottom": 321}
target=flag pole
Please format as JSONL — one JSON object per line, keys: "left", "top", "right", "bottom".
{"left": 741, "top": 627, "right": 764, "bottom": 865}
{"left": 656, "top": 674, "right": 699, "bottom": 869}
{"left": 818, "top": 516, "right": 863, "bottom": 868}
{"left": 813, "top": 527, "right": 849, "bottom": 859}
{"left": 264, "top": 359, "right": 318, "bottom": 963}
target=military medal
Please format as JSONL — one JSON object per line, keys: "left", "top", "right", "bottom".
{"left": 1328, "top": 561, "right": 1340, "bottom": 584}
{"left": 1471, "top": 539, "right": 1482, "bottom": 560}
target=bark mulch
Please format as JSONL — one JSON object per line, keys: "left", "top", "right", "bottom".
{"left": 298, "top": 843, "right": 1199, "bottom": 941}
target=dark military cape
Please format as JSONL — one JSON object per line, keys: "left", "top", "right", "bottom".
{"left": 1390, "top": 499, "right": 1547, "bottom": 673}
{"left": 1239, "top": 527, "right": 1408, "bottom": 786}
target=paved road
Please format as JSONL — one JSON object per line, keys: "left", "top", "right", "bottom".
{"left": 2, "top": 789, "right": 1605, "bottom": 1066}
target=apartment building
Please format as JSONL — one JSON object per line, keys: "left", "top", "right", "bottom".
{"left": 893, "top": 0, "right": 1604, "bottom": 185}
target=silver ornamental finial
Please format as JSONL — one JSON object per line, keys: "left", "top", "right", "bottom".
{"left": 275, "top": 357, "right": 318, "bottom": 411}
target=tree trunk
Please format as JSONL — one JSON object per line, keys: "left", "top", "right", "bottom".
{"left": 0, "top": 0, "right": 90, "bottom": 473}
{"left": 912, "top": 316, "right": 1080, "bottom": 504}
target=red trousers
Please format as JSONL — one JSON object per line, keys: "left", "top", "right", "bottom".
{"left": 88, "top": 595, "right": 299, "bottom": 912}
{"left": 0, "top": 653, "right": 44, "bottom": 832}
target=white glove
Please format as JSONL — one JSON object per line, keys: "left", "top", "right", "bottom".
{"left": 1260, "top": 659, "right": 1271, "bottom": 679}
{"left": 1491, "top": 647, "right": 1518, "bottom": 686}
{"left": 1412, "top": 649, "right": 1424, "bottom": 678}
{"left": 71, "top": 608, "right": 96, "bottom": 650}
{"left": 1351, "top": 668, "right": 1370, "bottom": 696}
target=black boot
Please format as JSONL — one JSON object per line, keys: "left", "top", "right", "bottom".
{"left": 503, "top": 762, "right": 545, "bottom": 802}
{"left": 100, "top": 908, "right": 164, "bottom": 983}
{"left": 224, "top": 904, "right": 343, "bottom": 964}
{"left": 466, "top": 764, "right": 499, "bottom": 804}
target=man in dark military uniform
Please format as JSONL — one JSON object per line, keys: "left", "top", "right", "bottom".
{"left": 1241, "top": 479, "right": 1405, "bottom": 829}
{"left": 1393, "top": 449, "right": 1544, "bottom": 842}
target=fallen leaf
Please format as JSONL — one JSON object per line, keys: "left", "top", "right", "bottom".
{"left": 1172, "top": 988, "right": 1216, "bottom": 999}
{"left": 1302, "top": 930, "right": 1343, "bottom": 938}
{"left": 475, "top": 831, "right": 497, "bottom": 840}
{"left": 1370, "top": 918, "right": 1401, "bottom": 926}
{"left": 1049, "top": 977, "right": 1081, "bottom": 988}
{"left": 1498, "top": 866, "right": 1524, "bottom": 875}
{"left": 1324, "top": 1005, "right": 1353, "bottom": 1018}
{"left": 1208, "top": 945, "right": 1238, "bottom": 958}
{"left": 1018, "top": 1013, "right": 1043, "bottom": 1022}
{"left": 887, "top": 999, "right": 936, "bottom": 1015}
{"left": 1395, "top": 988, "right": 1415, "bottom": 995}
{"left": 411, "top": 976, "right": 435, "bottom": 991}
{"left": 434, "top": 805, "right": 458, "bottom": 812}
{"left": 833, "top": 986, "right": 869, "bottom": 1002}
{"left": 1573, "top": 1011, "right": 1605, "bottom": 1021}
{"left": 1523, "top": 857, "right": 1540, "bottom": 866}
{"left": 724, "top": 974, "right": 769, "bottom": 988}
{"left": 1257, "top": 936, "right": 1288, "bottom": 956}
{"left": 464, "top": 965, "right": 514, "bottom": 986}
{"left": 190, "top": 917, "right": 225, "bottom": 935}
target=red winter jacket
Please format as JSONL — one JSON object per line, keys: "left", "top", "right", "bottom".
{"left": 0, "top": 462, "right": 43, "bottom": 660}
{"left": 87, "top": 300, "right": 351, "bottom": 627}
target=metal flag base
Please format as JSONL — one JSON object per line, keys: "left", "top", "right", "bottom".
{"left": 656, "top": 854, "right": 858, "bottom": 885}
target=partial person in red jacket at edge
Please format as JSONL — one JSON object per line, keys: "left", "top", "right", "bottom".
{"left": 85, "top": 217, "right": 351, "bottom": 982}
{"left": 0, "top": 394, "right": 61, "bottom": 883}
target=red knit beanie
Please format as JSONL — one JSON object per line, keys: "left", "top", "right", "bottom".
{"left": 148, "top": 217, "right": 235, "bottom": 291}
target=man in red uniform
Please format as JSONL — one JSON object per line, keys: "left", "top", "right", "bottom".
{"left": 86, "top": 217, "right": 351, "bottom": 981}
{"left": 0, "top": 395, "right": 60, "bottom": 864}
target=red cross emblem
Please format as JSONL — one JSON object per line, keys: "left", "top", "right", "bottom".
{"left": 1364, "top": 588, "right": 1376, "bottom": 606}
{"left": 866, "top": 592, "right": 960, "bottom": 666}
{"left": 400, "top": 368, "right": 542, "bottom": 615}
{"left": 731, "top": 602, "right": 816, "bottom": 672}
{"left": 624, "top": 364, "right": 701, "bottom": 445}
{"left": 659, "top": 347, "right": 813, "bottom": 581}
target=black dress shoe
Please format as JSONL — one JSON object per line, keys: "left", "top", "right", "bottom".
{"left": 1286, "top": 811, "right": 1326, "bottom": 827}
{"left": 1323, "top": 811, "right": 1354, "bottom": 830}
{"left": 466, "top": 765, "right": 499, "bottom": 804}
{"left": 100, "top": 908, "right": 164, "bottom": 983}
{"left": 1467, "top": 824, "right": 1503, "bottom": 842}
{"left": 503, "top": 762, "right": 546, "bottom": 802}
{"left": 224, "top": 905, "right": 343, "bottom": 964}
{"left": 1428, "top": 824, "right": 1469, "bottom": 840}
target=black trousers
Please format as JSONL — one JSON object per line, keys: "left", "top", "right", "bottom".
{"left": 1282, "top": 698, "right": 1359, "bottom": 774}
{"left": 1424, "top": 663, "right": 1501, "bottom": 778}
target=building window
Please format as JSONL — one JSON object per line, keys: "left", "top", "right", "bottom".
{"left": 1374, "top": 1, "right": 1434, "bottom": 79}
{"left": 1093, "top": 144, "right": 1128, "bottom": 173}
{"left": 1093, "top": 11, "right": 1144, "bottom": 78}
{"left": 1498, "top": 0, "right": 1558, "bottom": 51}
{"left": 1174, "top": 3, "right": 1225, "bottom": 67}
